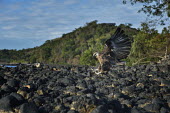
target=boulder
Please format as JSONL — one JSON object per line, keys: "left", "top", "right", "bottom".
{"left": 19, "top": 103, "right": 39, "bottom": 113}
{"left": 0, "top": 95, "right": 19, "bottom": 111}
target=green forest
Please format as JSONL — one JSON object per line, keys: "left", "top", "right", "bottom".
{"left": 0, "top": 0, "right": 170, "bottom": 66}
{"left": 0, "top": 20, "right": 170, "bottom": 66}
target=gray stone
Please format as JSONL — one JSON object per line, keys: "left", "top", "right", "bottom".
{"left": 10, "top": 92, "right": 25, "bottom": 104}
{"left": 0, "top": 95, "right": 19, "bottom": 111}
{"left": 67, "top": 110, "right": 79, "bottom": 113}
{"left": 7, "top": 79, "right": 20, "bottom": 87}
{"left": 20, "top": 103, "right": 39, "bottom": 113}
{"left": 0, "top": 76, "right": 6, "bottom": 85}
{"left": 91, "top": 105, "right": 109, "bottom": 113}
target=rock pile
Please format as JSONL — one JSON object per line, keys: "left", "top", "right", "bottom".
{"left": 0, "top": 62, "right": 170, "bottom": 113}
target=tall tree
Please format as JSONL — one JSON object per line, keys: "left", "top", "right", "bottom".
{"left": 123, "top": 0, "right": 170, "bottom": 26}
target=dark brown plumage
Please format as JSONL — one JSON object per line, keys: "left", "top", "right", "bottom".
{"left": 93, "top": 27, "right": 131, "bottom": 74}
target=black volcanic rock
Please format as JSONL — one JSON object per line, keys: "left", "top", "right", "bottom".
{"left": 91, "top": 105, "right": 109, "bottom": 113}
{"left": 7, "top": 79, "right": 20, "bottom": 88}
{"left": 158, "top": 64, "right": 170, "bottom": 73}
{"left": 143, "top": 103, "right": 161, "bottom": 112}
{"left": 20, "top": 102, "right": 39, "bottom": 113}
{"left": 10, "top": 92, "right": 25, "bottom": 105}
{"left": 0, "top": 95, "right": 19, "bottom": 111}
{"left": 160, "top": 107, "right": 169, "bottom": 113}
{"left": 67, "top": 110, "right": 79, "bottom": 113}
{"left": 0, "top": 76, "right": 6, "bottom": 85}
{"left": 1, "top": 84, "right": 16, "bottom": 93}
{"left": 0, "top": 62, "right": 170, "bottom": 113}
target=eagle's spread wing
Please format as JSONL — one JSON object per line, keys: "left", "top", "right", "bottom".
{"left": 104, "top": 27, "right": 131, "bottom": 61}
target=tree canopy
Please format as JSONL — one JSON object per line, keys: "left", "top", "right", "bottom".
{"left": 123, "top": 0, "right": 170, "bottom": 26}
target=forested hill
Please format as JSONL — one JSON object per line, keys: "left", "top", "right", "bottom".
{"left": 0, "top": 21, "right": 169, "bottom": 65}
{"left": 0, "top": 21, "right": 137, "bottom": 65}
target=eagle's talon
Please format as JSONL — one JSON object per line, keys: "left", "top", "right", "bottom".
{"left": 92, "top": 68, "right": 102, "bottom": 75}
{"left": 95, "top": 71, "right": 102, "bottom": 75}
{"left": 91, "top": 68, "right": 99, "bottom": 72}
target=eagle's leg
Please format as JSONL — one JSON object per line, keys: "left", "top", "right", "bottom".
{"left": 94, "top": 65, "right": 102, "bottom": 74}
{"left": 99, "top": 63, "right": 110, "bottom": 74}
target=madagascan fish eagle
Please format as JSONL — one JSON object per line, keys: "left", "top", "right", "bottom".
{"left": 93, "top": 27, "right": 131, "bottom": 74}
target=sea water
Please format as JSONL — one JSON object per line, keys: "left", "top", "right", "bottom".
{"left": 4, "top": 65, "right": 17, "bottom": 68}
{"left": 0, "top": 65, "right": 17, "bottom": 68}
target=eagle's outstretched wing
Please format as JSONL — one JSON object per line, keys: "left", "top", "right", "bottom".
{"left": 104, "top": 27, "right": 131, "bottom": 61}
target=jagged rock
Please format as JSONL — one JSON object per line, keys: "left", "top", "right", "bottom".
{"left": 158, "top": 64, "right": 170, "bottom": 73}
{"left": 0, "top": 63, "right": 170, "bottom": 113}
{"left": 167, "top": 99, "right": 170, "bottom": 108}
{"left": 131, "top": 107, "right": 141, "bottom": 113}
{"left": 160, "top": 107, "right": 169, "bottom": 113}
{"left": 76, "top": 81, "right": 87, "bottom": 89}
{"left": 160, "top": 79, "right": 170, "bottom": 87}
{"left": 91, "top": 105, "right": 109, "bottom": 113}
{"left": 10, "top": 92, "right": 25, "bottom": 105}
{"left": 17, "top": 88, "right": 29, "bottom": 99}
{"left": 0, "top": 95, "right": 19, "bottom": 111}
{"left": 6, "top": 79, "right": 20, "bottom": 88}
{"left": 121, "top": 99, "right": 132, "bottom": 108}
{"left": 143, "top": 103, "right": 161, "bottom": 112}
{"left": 0, "top": 76, "right": 6, "bottom": 85}
{"left": 59, "top": 77, "right": 75, "bottom": 86}
{"left": 33, "top": 97, "right": 45, "bottom": 106}
{"left": 67, "top": 110, "right": 79, "bottom": 113}
{"left": 112, "top": 93, "right": 123, "bottom": 99}
{"left": 121, "top": 85, "right": 135, "bottom": 95}
{"left": 1, "top": 84, "right": 16, "bottom": 93}
{"left": 152, "top": 98, "right": 163, "bottom": 105}
{"left": 19, "top": 103, "right": 39, "bottom": 113}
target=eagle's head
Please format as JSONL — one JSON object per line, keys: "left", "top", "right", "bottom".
{"left": 93, "top": 52, "right": 99, "bottom": 57}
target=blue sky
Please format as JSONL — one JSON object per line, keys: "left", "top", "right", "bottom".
{"left": 0, "top": 0, "right": 166, "bottom": 50}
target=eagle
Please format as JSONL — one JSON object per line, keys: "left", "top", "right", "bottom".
{"left": 93, "top": 27, "right": 131, "bottom": 74}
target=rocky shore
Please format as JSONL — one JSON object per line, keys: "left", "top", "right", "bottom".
{"left": 0, "top": 61, "right": 170, "bottom": 113}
